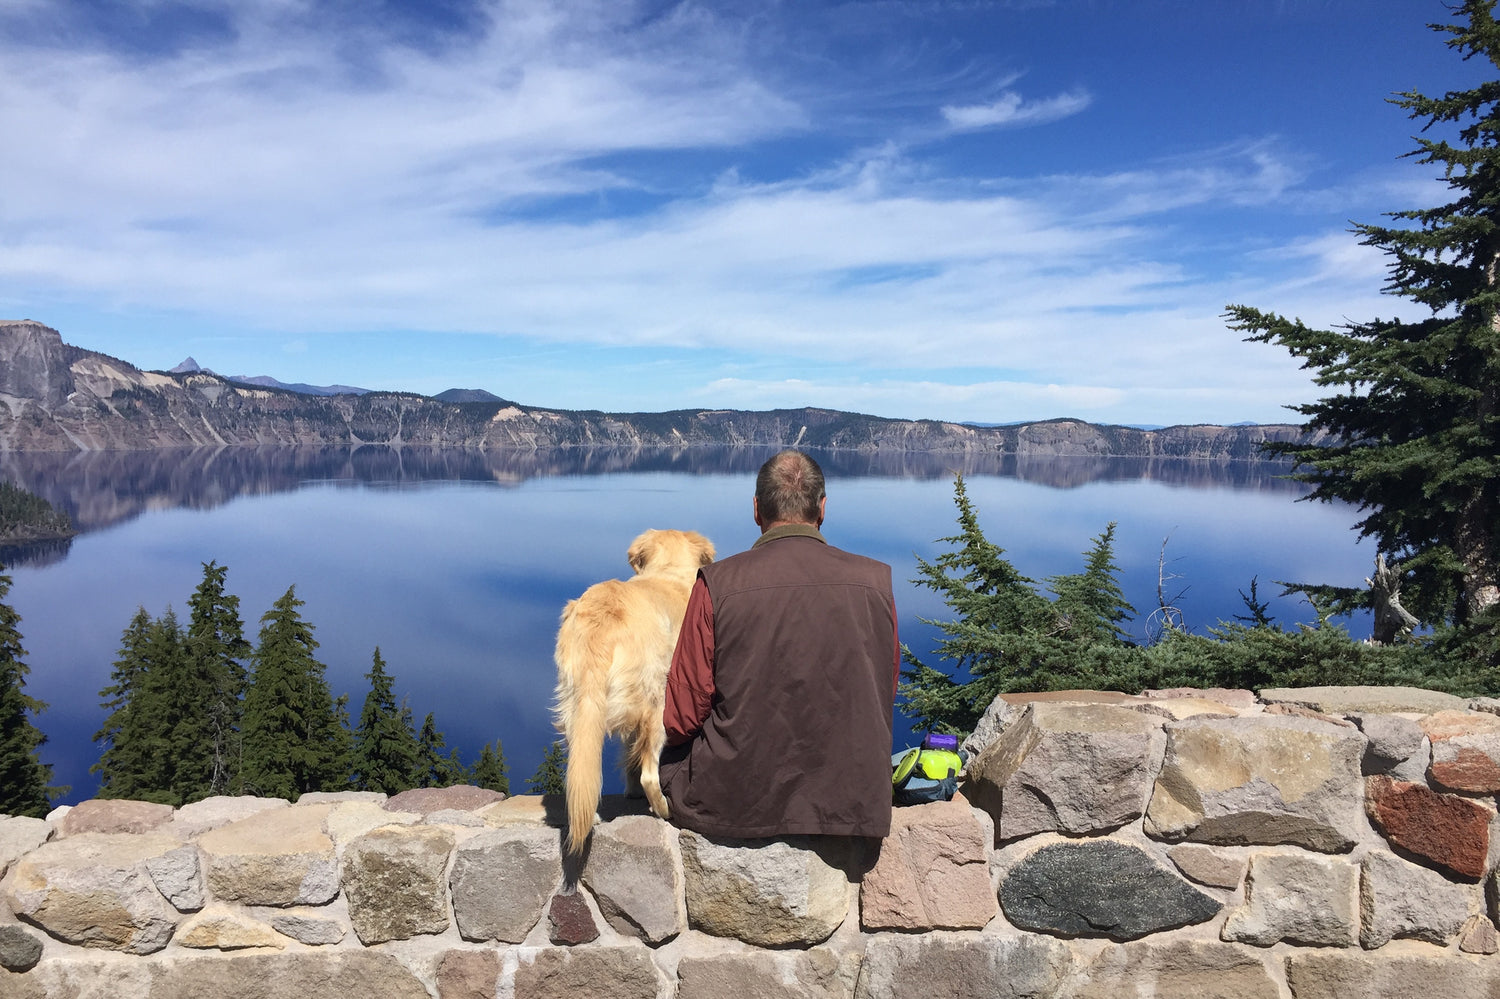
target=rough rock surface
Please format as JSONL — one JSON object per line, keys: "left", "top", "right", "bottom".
{"left": 59, "top": 799, "right": 174, "bottom": 837}
{"left": 449, "top": 825, "right": 561, "bottom": 943}
{"left": 5, "top": 832, "right": 182, "bottom": 953}
{"left": 176, "top": 904, "right": 285, "bottom": 950}
{"left": 1259, "top": 685, "right": 1466, "bottom": 714}
{"left": 1421, "top": 710, "right": 1500, "bottom": 793}
{"left": 680, "top": 832, "right": 851, "bottom": 947}
{"left": 579, "top": 814, "right": 684, "bottom": 944}
{"left": 860, "top": 798, "right": 997, "bottom": 930}
{"left": 268, "top": 911, "right": 346, "bottom": 945}
{"left": 677, "top": 949, "right": 861, "bottom": 999}
{"left": 383, "top": 785, "right": 508, "bottom": 815}
{"left": 998, "top": 839, "right": 1221, "bottom": 941}
{"left": 1347, "top": 713, "right": 1426, "bottom": 776}
{"left": 0, "top": 923, "right": 44, "bottom": 972}
{"left": 511, "top": 945, "right": 668, "bottom": 999}
{"left": 1359, "top": 849, "right": 1469, "bottom": 948}
{"left": 0, "top": 816, "right": 51, "bottom": 878}
{"left": 1221, "top": 852, "right": 1358, "bottom": 948}
{"left": 144, "top": 843, "right": 205, "bottom": 912}
{"left": 16, "top": 950, "right": 432, "bottom": 998}
{"left": 1460, "top": 914, "right": 1500, "bottom": 954}
{"left": 197, "top": 804, "right": 339, "bottom": 906}
{"left": 1285, "top": 947, "right": 1500, "bottom": 999}
{"left": 1365, "top": 775, "right": 1492, "bottom": 879}
{"left": 1144, "top": 715, "right": 1365, "bottom": 852}
{"left": 170, "top": 796, "right": 288, "bottom": 839}
{"left": 855, "top": 931, "right": 1072, "bottom": 999}
{"left": 965, "top": 703, "right": 1164, "bottom": 841}
{"left": 437, "top": 949, "right": 500, "bottom": 999}
{"left": 323, "top": 802, "right": 420, "bottom": 849}
{"left": 1167, "top": 844, "right": 1246, "bottom": 889}
{"left": 547, "top": 890, "right": 598, "bottom": 945}
{"left": 341, "top": 824, "right": 455, "bottom": 944}
{"left": 1070, "top": 940, "right": 1280, "bottom": 999}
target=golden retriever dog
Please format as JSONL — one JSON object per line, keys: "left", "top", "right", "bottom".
{"left": 553, "top": 528, "right": 715, "bottom": 856}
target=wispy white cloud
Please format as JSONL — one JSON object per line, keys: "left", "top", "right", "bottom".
{"left": 940, "top": 88, "right": 1091, "bottom": 130}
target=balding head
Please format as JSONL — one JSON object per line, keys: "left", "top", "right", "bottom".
{"left": 754, "top": 450, "right": 826, "bottom": 529}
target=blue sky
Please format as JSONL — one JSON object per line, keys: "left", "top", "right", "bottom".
{"left": 0, "top": 0, "right": 1486, "bottom": 425}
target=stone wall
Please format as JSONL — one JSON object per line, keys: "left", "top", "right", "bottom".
{"left": 4, "top": 685, "right": 1500, "bottom": 998}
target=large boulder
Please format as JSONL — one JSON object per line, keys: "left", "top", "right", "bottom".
{"left": 677, "top": 949, "right": 861, "bottom": 999}
{"left": 1144, "top": 715, "right": 1365, "bottom": 852}
{"left": 1365, "top": 775, "right": 1492, "bottom": 880}
{"left": 680, "top": 832, "right": 852, "bottom": 947}
{"left": 855, "top": 931, "right": 1072, "bottom": 999}
{"left": 579, "top": 814, "right": 685, "bottom": 944}
{"left": 449, "top": 825, "right": 561, "bottom": 943}
{"left": 1221, "top": 852, "right": 1358, "bottom": 948}
{"left": 341, "top": 824, "right": 455, "bottom": 944}
{"left": 1070, "top": 940, "right": 1280, "bottom": 999}
{"left": 998, "top": 838, "right": 1221, "bottom": 941}
{"left": 197, "top": 804, "right": 339, "bottom": 906}
{"left": 860, "top": 798, "right": 997, "bottom": 930}
{"left": 5, "top": 832, "right": 181, "bottom": 953}
{"left": 1359, "top": 849, "right": 1470, "bottom": 948}
{"left": 964, "top": 703, "right": 1164, "bottom": 841}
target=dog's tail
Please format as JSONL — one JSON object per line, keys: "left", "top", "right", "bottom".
{"left": 563, "top": 682, "right": 607, "bottom": 856}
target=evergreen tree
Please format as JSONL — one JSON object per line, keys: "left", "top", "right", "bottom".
{"left": 186, "top": 561, "right": 250, "bottom": 796}
{"left": 149, "top": 607, "right": 216, "bottom": 805}
{"left": 900, "top": 477, "right": 1139, "bottom": 733}
{"left": 412, "top": 711, "right": 459, "bottom": 788}
{"left": 471, "top": 740, "right": 510, "bottom": 794}
{"left": 93, "top": 608, "right": 187, "bottom": 803}
{"left": 0, "top": 569, "right": 59, "bottom": 816}
{"left": 351, "top": 648, "right": 419, "bottom": 794}
{"left": 527, "top": 740, "right": 566, "bottom": 795}
{"left": 1228, "top": 0, "right": 1500, "bottom": 626}
{"left": 240, "top": 586, "right": 346, "bottom": 799}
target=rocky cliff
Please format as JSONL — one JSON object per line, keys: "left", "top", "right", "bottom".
{"left": 0, "top": 320, "right": 1322, "bottom": 455}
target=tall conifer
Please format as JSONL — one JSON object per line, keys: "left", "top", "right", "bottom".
{"left": 186, "top": 561, "right": 250, "bottom": 796}
{"left": 351, "top": 648, "right": 419, "bottom": 794}
{"left": 0, "top": 570, "right": 58, "bottom": 817}
{"left": 240, "top": 586, "right": 346, "bottom": 799}
{"left": 1229, "top": 0, "right": 1500, "bottom": 626}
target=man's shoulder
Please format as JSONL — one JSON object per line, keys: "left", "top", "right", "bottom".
{"left": 713, "top": 535, "right": 890, "bottom": 584}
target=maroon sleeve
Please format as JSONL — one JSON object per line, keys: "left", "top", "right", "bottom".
{"left": 891, "top": 595, "right": 901, "bottom": 697}
{"left": 664, "top": 576, "right": 715, "bottom": 746}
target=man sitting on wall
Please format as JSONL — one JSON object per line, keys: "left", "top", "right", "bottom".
{"left": 659, "top": 449, "right": 899, "bottom": 838}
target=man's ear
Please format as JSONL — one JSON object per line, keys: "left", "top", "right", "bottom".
{"left": 817, "top": 495, "right": 826, "bottom": 527}
{"left": 753, "top": 496, "right": 763, "bottom": 528}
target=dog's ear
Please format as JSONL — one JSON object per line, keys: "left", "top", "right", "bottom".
{"left": 696, "top": 534, "right": 715, "bottom": 566}
{"left": 626, "top": 533, "right": 652, "bottom": 574}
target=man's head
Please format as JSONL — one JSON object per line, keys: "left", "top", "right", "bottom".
{"left": 754, "top": 450, "right": 826, "bottom": 530}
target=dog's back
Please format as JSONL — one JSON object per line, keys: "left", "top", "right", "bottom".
{"left": 553, "top": 530, "right": 713, "bottom": 856}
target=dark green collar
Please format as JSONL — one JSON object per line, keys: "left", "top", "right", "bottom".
{"left": 752, "top": 523, "right": 827, "bottom": 549}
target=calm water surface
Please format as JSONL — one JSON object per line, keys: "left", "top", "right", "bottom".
{"left": 0, "top": 446, "right": 1373, "bottom": 805}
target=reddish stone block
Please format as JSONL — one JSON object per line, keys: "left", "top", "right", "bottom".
{"left": 437, "top": 949, "right": 500, "bottom": 999}
{"left": 548, "top": 890, "right": 600, "bottom": 946}
{"left": 1365, "top": 776, "right": 1492, "bottom": 880}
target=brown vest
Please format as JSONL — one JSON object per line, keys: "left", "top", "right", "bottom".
{"left": 660, "top": 528, "right": 896, "bottom": 839}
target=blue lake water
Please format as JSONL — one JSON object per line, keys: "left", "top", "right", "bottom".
{"left": 0, "top": 446, "right": 1373, "bottom": 806}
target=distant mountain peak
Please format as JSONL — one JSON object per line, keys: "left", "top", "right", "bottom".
{"left": 434, "top": 388, "right": 503, "bottom": 403}
{"left": 170, "top": 357, "right": 202, "bottom": 374}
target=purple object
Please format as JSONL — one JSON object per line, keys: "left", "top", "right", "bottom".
{"left": 922, "top": 732, "right": 959, "bottom": 751}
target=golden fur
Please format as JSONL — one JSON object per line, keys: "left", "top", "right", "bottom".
{"left": 553, "top": 528, "right": 715, "bottom": 855}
